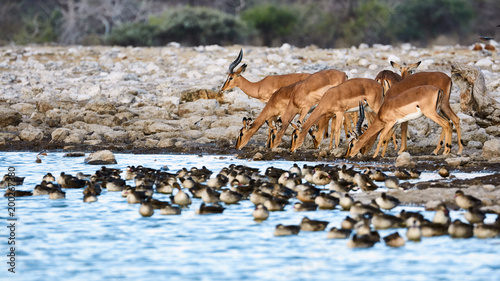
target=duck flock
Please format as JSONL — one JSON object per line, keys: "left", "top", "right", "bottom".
{"left": 3, "top": 161, "right": 499, "bottom": 249}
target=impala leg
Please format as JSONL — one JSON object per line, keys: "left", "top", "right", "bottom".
{"left": 381, "top": 126, "right": 396, "bottom": 157}
{"left": 398, "top": 122, "right": 409, "bottom": 154}
{"left": 425, "top": 111, "right": 452, "bottom": 156}
{"left": 391, "top": 133, "right": 398, "bottom": 151}
{"left": 441, "top": 99, "right": 463, "bottom": 155}
{"left": 373, "top": 122, "right": 396, "bottom": 158}
{"left": 334, "top": 112, "right": 345, "bottom": 149}
{"left": 329, "top": 116, "right": 336, "bottom": 150}
{"left": 432, "top": 128, "right": 446, "bottom": 155}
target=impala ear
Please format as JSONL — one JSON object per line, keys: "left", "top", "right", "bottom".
{"left": 409, "top": 61, "right": 421, "bottom": 70}
{"left": 383, "top": 79, "right": 391, "bottom": 96}
{"left": 235, "top": 64, "right": 247, "bottom": 76}
{"left": 390, "top": 61, "right": 401, "bottom": 70}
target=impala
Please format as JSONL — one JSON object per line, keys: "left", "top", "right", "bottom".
{"left": 235, "top": 69, "right": 347, "bottom": 149}
{"left": 382, "top": 71, "right": 462, "bottom": 155}
{"left": 267, "top": 70, "right": 347, "bottom": 149}
{"left": 346, "top": 85, "right": 451, "bottom": 158}
{"left": 289, "top": 78, "right": 384, "bottom": 153}
{"left": 219, "top": 49, "right": 311, "bottom": 103}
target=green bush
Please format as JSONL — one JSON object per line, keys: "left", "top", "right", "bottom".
{"left": 149, "top": 6, "right": 250, "bottom": 46}
{"left": 391, "top": 0, "right": 474, "bottom": 43}
{"left": 241, "top": 3, "right": 298, "bottom": 46}
{"left": 106, "top": 22, "right": 157, "bottom": 46}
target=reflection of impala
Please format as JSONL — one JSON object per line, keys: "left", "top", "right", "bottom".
{"left": 219, "top": 49, "right": 311, "bottom": 103}
{"left": 289, "top": 78, "right": 384, "bottom": 153}
{"left": 346, "top": 85, "right": 451, "bottom": 158}
{"left": 382, "top": 70, "right": 462, "bottom": 155}
{"left": 235, "top": 69, "right": 347, "bottom": 149}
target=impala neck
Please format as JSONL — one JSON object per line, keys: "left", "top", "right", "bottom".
{"left": 235, "top": 76, "right": 265, "bottom": 101}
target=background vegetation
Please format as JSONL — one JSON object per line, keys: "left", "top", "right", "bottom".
{"left": 1, "top": 0, "right": 499, "bottom": 48}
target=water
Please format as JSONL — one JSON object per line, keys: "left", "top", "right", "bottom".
{"left": 0, "top": 152, "right": 499, "bottom": 281}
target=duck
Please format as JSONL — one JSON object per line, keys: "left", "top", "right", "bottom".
{"left": 296, "top": 185, "right": 320, "bottom": 203}
{"left": 179, "top": 176, "right": 197, "bottom": 189}
{"left": 311, "top": 168, "right": 331, "bottom": 186}
{"left": 341, "top": 216, "right": 357, "bottom": 230}
{"left": 371, "top": 212, "right": 404, "bottom": 230}
{"left": 273, "top": 224, "right": 301, "bottom": 236}
{"left": 195, "top": 203, "right": 225, "bottom": 215}
{"left": 171, "top": 188, "right": 192, "bottom": 206}
{"left": 314, "top": 192, "right": 339, "bottom": 209}
{"left": 464, "top": 207, "right": 486, "bottom": 224}
{"left": 253, "top": 204, "right": 269, "bottom": 221}
{"left": 271, "top": 184, "right": 296, "bottom": 200}
{"left": 289, "top": 163, "right": 302, "bottom": 178}
{"left": 438, "top": 166, "right": 450, "bottom": 178}
{"left": 328, "top": 179, "right": 354, "bottom": 193}
{"left": 76, "top": 172, "right": 91, "bottom": 181}
{"left": 349, "top": 201, "right": 381, "bottom": 220}
{"left": 339, "top": 193, "right": 354, "bottom": 211}
{"left": 448, "top": 220, "right": 473, "bottom": 238}
{"left": 220, "top": 189, "right": 243, "bottom": 204}
{"left": 201, "top": 187, "right": 221, "bottom": 204}
{"left": 33, "top": 183, "right": 53, "bottom": 196}
{"left": 394, "top": 168, "right": 411, "bottom": 180}
{"left": 293, "top": 202, "right": 318, "bottom": 212}
{"left": 397, "top": 210, "right": 424, "bottom": 227}
{"left": 353, "top": 173, "right": 378, "bottom": 191}
{"left": 406, "top": 217, "right": 422, "bottom": 242}
{"left": 42, "top": 173, "right": 56, "bottom": 182}
{"left": 139, "top": 202, "right": 154, "bottom": 217}
{"left": 409, "top": 168, "right": 421, "bottom": 179}
{"left": 263, "top": 197, "right": 287, "bottom": 211}
{"left": 375, "top": 192, "right": 400, "bottom": 210}
{"left": 159, "top": 204, "right": 182, "bottom": 215}
{"left": 384, "top": 176, "right": 400, "bottom": 189}
{"left": 347, "top": 234, "right": 378, "bottom": 248}
{"left": 3, "top": 174, "right": 25, "bottom": 186}
{"left": 455, "top": 190, "right": 482, "bottom": 210}
{"left": 432, "top": 203, "right": 451, "bottom": 225}
{"left": 106, "top": 178, "right": 126, "bottom": 192}
{"left": 127, "top": 189, "right": 144, "bottom": 204}
{"left": 383, "top": 232, "right": 405, "bottom": 248}
{"left": 4, "top": 189, "right": 33, "bottom": 197}
{"left": 339, "top": 165, "right": 356, "bottom": 182}
{"left": 421, "top": 221, "right": 449, "bottom": 237}
{"left": 157, "top": 181, "right": 180, "bottom": 194}
{"left": 83, "top": 193, "right": 98, "bottom": 203}
{"left": 371, "top": 170, "right": 388, "bottom": 182}
{"left": 473, "top": 222, "right": 500, "bottom": 239}
{"left": 249, "top": 189, "right": 272, "bottom": 205}
{"left": 327, "top": 227, "right": 352, "bottom": 239}
{"left": 49, "top": 188, "right": 66, "bottom": 200}
{"left": 300, "top": 217, "right": 329, "bottom": 231}
{"left": 207, "top": 174, "right": 229, "bottom": 190}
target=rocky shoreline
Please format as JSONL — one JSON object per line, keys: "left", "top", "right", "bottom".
{"left": 1, "top": 43, "right": 500, "bottom": 165}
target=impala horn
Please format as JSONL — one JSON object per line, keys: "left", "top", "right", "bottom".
{"left": 229, "top": 49, "right": 243, "bottom": 74}
{"left": 356, "top": 101, "right": 365, "bottom": 138}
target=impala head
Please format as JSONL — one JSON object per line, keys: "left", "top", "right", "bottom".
{"left": 220, "top": 49, "right": 247, "bottom": 93}
{"left": 266, "top": 117, "right": 282, "bottom": 149}
{"left": 289, "top": 123, "right": 303, "bottom": 153}
{"left": 390, "top": 61, "right": 421, "bottom": 78}
{"left": 308, "top": 124, "right": 321, "bottom": 149}
{"left": 345, "top": 101, "right": 366, "bottom": 157}
{"left": 235, "top": 117, "right": 253, "bottom": 149}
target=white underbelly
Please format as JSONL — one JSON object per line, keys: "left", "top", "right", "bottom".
{"left": 396, "top": 107, "right": 423, "bottom": 124}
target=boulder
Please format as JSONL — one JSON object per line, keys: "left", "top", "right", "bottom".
{"left": 84, "top": 150, "right": 117, "bottom": 165}
{"left": 51, "top": 128, "right": 71, "bottom": 142}
{"left": 482, "top": 139, "right": 500, "bottom": 159}
{"left": 395, "top": 152, "right": 412, "bottom": 167}
{"left": 0, "top": 106, "right": 22, "bottom": 127}
{"left": 19, "top": 126, "right": 44, "bottom": 142}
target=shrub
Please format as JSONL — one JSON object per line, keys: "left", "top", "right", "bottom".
{"left": 149, "top": 6, "right": 250, "bottom": 46}
{"left": 391, "top": 0, "right": 474, "bottom": 43}
{"left": 106, "top": 22, "right": 157, "bottom": 46}
{"left": 241, "top": 3, "right": 298, "bottom": 46}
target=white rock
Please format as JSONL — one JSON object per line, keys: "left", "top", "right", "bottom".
{"left": 395, "top": 152, "right": 412, "bottom": 167}
{"left": 482, "top": 139, "right": 500, "bottom": 159}
{"left": 51, "top": 128, "right": 71, "bottom": 142}
{"left": 280, "top": 43, "right": 292, "bottom": 52}
{"left": 20, "top": 126, "right": 44, "bottom": 142}
{"left": 476, "top": 57, "right": 493, "bottom": 67}
{"left": 84, "top": 150, "right": 117, "bottom": 165}
{"left": 387, "top": 54, "right": 400, "bottom": 63}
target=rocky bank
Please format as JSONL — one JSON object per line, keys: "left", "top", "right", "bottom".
{"left": 1, "top": 43, "right": 500, "bottom": 162}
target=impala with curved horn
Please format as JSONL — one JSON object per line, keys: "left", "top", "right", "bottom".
{"left": 382, "top": 70, "right": 462, "bottom": 155}
{"left": 267, "top": 69, "right": 348, "bottom": 149}
{"left": 219, "top": 49, "right": 312, "bottom": 103}
{"left": 235, "top": 69, "right": 347, "bottom": 150}
{"left": 289, "top": 78, "right": 384, "bottom": 153}
{"left": 346, "top": 85, "right": 451, "bottom": 158}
